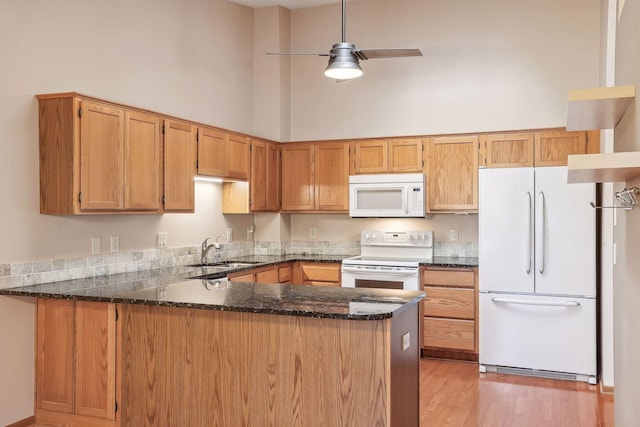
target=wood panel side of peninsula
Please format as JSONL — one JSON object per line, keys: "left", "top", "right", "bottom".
{"left": 119, "top": 303, "right": 420, "bottom": 427}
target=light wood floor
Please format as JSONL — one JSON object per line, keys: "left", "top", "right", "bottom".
{"left": 421, "top": 358, "right": 614, "bottom": 427}
{"left": 29, "top": 358, "right": 615, "bottom": 427}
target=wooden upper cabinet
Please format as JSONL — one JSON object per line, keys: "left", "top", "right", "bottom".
{"left": 197, "top": 126, "right": 227, "bottom": 177}
{"left": 250, "top": 139, "right": 268, "bottom": 211}
{"left": 281, "top": 143, "right": 315, "bottom": 211}
{"left": 124, "top": 110, "right": 162, "bottom": 211}
{"left": 388, "top": 138, "right": 424, "bottom": 172}
{"left": 226, "top": 133, "right": 251, "bottom": 180}
{"left": 282, "top": 142, "right": 349, "bottom": 212}
{"left": 163, "top": 119, "right": 196, "bottom": 212}
{"left": 266, "top": 142, "right": 281, "bottom": 211}
{"left": 314, "top": 142, "right": 350, "bottom": 211}
{"left": 480, "top": 130, "right": 597, "bottom": 168}
{"left": 353, "top": 140, "right": 388, "bottom": 173}
{"left": 79, "top": 100, "right": 125, "bottom": 211}
{"left": 534, "top": 130, "right": 589, "bottom": 166}
{"left": 479, "top": 133, "right": 534, "bottom": 168}
{"left": 427, "top": 136, "right": 478, "bottom": 212}
{"left": 352, "top": 138, "right": 423, "bottom": 174}
{"left": 38, "top": 93, "right": 162, "bottom": 214}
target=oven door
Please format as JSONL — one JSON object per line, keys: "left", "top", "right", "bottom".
{"left": 341, "top": 265, "right": 420, "bottom": 291}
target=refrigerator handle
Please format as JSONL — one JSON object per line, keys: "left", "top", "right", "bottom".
{"left": 491, "top": 297, "right": 580, "bottom": 307}
{"left": 538, "top": 191, "right": 545, "bottom": 274}
{"left": 525, "top": 191, "right": 532, "bottom": 274}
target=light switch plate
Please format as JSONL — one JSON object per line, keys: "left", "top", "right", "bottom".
{"left": 226, "top": 228, "right": 233, "bottom": 242}
{"left": 91, "top": 237, "right": 101, "bottom": 255}
{"left": 309, "top": 227, "right": 317, "bottom": 239}
{"left": 401, "top": 332, "right": 410, "bottom": 351}
{"left": 157, "top": 232, "right": 168, "bottom": 249}
{"left": 110, "top": 236, "right": 120, "bottom": 253}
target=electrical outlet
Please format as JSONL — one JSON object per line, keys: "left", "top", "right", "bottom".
{"left": 309, "top": 227, "right": 317, "bottom": 239}
{"left": 157, "top": 232, "right": 168, "bottom": 249}
{"left": 449, "top": 228, "right": 459, "bottom": 242}
{"left": 402, "top": 332, "right": 411, "bottom": 351}
{"left": 226, "top": 228, "right": 233, "bottom": 242}
{"left": 91, "top": 237, "right": 101, "bottom": 255}
{"left": 110, "top": 236, "right": 120, "bottom": 253}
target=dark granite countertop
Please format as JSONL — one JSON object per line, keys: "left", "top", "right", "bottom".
{"left": 0, "top": 256, "right": 424, "bottom": 320}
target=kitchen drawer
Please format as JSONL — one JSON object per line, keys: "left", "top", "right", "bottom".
{"left": 300, "top": 263, "right": 341, "bottom": 283}
{"left": 423, "top": 268, "right": 474, "bottom": 288}
{"left": 423, "top": 318, "right": 475, "bottom": 352}
{"left": 423, "top": 287, "right": 474, "bottom": 319}
{"left": 303, "top": 280, "right": 340, "bottom": 287}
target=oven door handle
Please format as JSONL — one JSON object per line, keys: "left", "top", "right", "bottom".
{"left": 341, "top": 266, "right": 419, "bottom": 276}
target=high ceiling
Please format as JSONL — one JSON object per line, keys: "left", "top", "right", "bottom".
{"left": 228, "top": 0, "right": 341, "bottom": 9}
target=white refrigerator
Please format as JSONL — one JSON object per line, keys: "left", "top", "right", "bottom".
{"left": 478, "top": 166, "right": 596, "bottom": 383}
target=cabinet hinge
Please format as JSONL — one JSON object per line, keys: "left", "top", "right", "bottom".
{"left": 115, "top": 401, "right": 118, "bottom": 413}
{"left": 162, "top": 195, "right": 165, "bottom": 205}
{"left": 196, "top": 160, "right": 199, "bottom": 170}
{"left": 78, "top": 192, "right": 82, "bottom": 203}
{"left": 115, "top": 308, "right": 119, "bottom": 322}
{"left": 162, "top": 124, "right": 165, "bottom": 135}
{"left": 249, "top": 144, "right": 252, "bottom": 152}
{"left": 78, "top": 107, "right": 82, "bottom": 118}
{"left": 196, "top": 130, "right": 199, "bottom": 143}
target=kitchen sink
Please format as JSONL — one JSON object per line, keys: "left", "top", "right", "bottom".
{"left": 188, "top": 261, "right": 259, "bottom": 268}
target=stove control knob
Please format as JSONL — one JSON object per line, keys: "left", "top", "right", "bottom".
{"left": 416, "top": 234, "right": 423, "bottom": 240}
{"left": 364, "top": 233, "right": 370, "bottom": 240}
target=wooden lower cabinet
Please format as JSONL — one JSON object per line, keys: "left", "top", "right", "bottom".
{"left": 118, "top": 302, "right": 420, "bottom": 426}
{"left": 228, "top": 263, "right": 292, "bottom": 284}
{"left": 421, "top": 267, "right": 479, "bottom": 361}
{"left": 293, "top": 262, "right": 341, "bottom": 286}
{"left": 36, "top": 299, "right": 117, "bottom": 427}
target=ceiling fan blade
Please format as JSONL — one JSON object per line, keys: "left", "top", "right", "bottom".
{"left": 266, "top": 52, "right": 330, "bottom": 57}
{"left": 355, "top": 48, "right": 422, "bottom": 60}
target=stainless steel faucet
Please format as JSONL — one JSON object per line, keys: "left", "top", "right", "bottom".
{"left": 201, "top": 236, "right": 224, "bottom": 264}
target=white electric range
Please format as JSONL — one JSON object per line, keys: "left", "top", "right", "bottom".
{"left": 341, "top": 229, "right": 433, "bottom": 291}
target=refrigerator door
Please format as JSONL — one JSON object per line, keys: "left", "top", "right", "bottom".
{"left": 479, "top": 292, "right": 596, "bottom": 377}
{"left": 479, "top": 168, "right": 534, "bottom": 293}
{"left": 534, "top": 167, "right": 596, "bottom": 297}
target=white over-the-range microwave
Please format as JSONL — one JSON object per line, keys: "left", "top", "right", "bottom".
{"left": 349, "top": 173, "right": 426, "bottom": 218}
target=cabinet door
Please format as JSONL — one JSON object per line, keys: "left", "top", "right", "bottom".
{"left": 250, "top": 139, "right": 267, "bottom": 211}
{"left": 164, "top": 119, "right": 196, "bottom": 212}
{"left": 300, "top": 263, "right": 341, "bottom": 285}
{"left": 255, "top": 267, "right": 278, "bottom": 284}
{"left": 226, "top": 133, "right": 251, "bottom": 180}
{"left": 534, "top": 131, "right": 587, "bottom": 166}
{"left": 282, "top": 143, "right": 315, "bottom": 211}
{"left": 266, "top": 142, "right": 281, "bottom": 211}
{"left": 314, "top": 142, "right": 350, "bottom": 211}
{"left": 427, "top": 136, "right": 479, "bottom": 211}
{"left": 124, "top": 110, "right": 162, "bottom": 211}
{"left": 197, "top": 126, "right": 227, "bottom": 177}
{"left": 388, "top": 138, "right": 424, "bottom": 172}
{"left": 75, "top": 301, "right": 116, "bottom": 420}
{"left": 36, "top": 299, "right": 75, "bottom": 414}
{"left": 228, "top": 272, "right": 255, "bottom": 282}
{"left": 352, "top": 140, "right": 388, "bottom": 174}
{"left": 79, "top": 100, "right": 124, "bottom": 211}
{"left": 480, "top": 133, "right": 534, "bottom": 168}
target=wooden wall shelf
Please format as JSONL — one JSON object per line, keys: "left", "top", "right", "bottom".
{"left": 567, "top": 151, "right": 640, "bottom": 183}
{"left": 566, "top": 85, "right": 635, "bottom": 131}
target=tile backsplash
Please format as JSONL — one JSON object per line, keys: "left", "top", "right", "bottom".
{"left": 0, "top": 239, "right": 476, "bottom": 289}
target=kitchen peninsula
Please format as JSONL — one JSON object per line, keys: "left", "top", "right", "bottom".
{"left": 1, "top": 263, "right": 424, "bottom": 427}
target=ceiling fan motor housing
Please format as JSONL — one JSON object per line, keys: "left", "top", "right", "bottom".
{"left": 325, "top": 42, "right": 363, "bottom": 79}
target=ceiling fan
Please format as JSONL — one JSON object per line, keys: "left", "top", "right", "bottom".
{"left": 267, "top": 0, "right": 422, "bottom": 80}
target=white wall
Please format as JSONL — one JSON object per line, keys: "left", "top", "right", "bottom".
{"left": 613, "top": 0, "right": 640, "bottom": 424}
{"left": 0, "top": 0, "right": 255, "bottom": 424}
{"left": 288, "top": 0, "right": 601, "bottom": 141}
